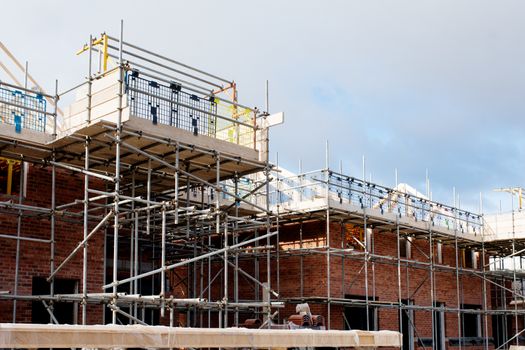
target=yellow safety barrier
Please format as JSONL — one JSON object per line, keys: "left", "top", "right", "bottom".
{"left": 0, "top": 156, "right": 21, "bottom": 195}
{"left": 213, "top": 100, "right": 255, "bottom": 147}
{"left": 76, "top": 34, "right": 110, "bottom": 72}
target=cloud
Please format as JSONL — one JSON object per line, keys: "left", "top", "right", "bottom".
{"left": 1, "top": 0, "right": 524, "bottom": 213}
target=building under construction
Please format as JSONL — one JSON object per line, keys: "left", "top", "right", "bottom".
{"left": 0, "top": 28, "right": 524, "bottom": 350}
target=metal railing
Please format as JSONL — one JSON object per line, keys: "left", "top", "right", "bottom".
{"left": 231, "top": 169, "right": 483, "bottom": 236}
{"left": 0, "top": 84, "right": 48, "bottom": 133}
{"left": 277, "top": 170, "right": 483, "bottom": 235}
{"left": 0, "top": 33, "right": 260, "bottom": 149}
{"left": 125, "top": 72, "right": 256, "bottom": 148}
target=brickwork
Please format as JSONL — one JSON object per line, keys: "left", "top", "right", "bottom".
{"left": 176, "top": 220, "right": 498, "bottom": 349}
{"left": 0, "top": 165, "right": 105, "bottom": 324}
{"left": 0, "top": 164, "right": 506, "bottom": 348}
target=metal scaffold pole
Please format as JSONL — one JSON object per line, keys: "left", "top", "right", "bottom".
{"left": 275, "top": 155, "right": 281, "bottom": 325}
{"left": 233, "top": 175, "right": 239, "bottom": 326}
{"left": 453, "top": 187, "right": 462, "bottom": 350}
{"left": 325, "top": 141, "right": 331, "bottom": 329}
{"left": 11, "top": 156, "right": 24, "bottom": 322}
{"left": 50, "top": 154, "right": 56, "bottom": 322}
{"left": 112, "top": 19, "right": 124, "bottom": 325}
{"left": 429, "top": 225, "right": 435, "bottom": 349}
{"left": 396, "top": 221, "right": 402, "bottom": 347}
{"left": 511, "top": 195, "right": 519, "bottom": 346}
{"left": 130, "top": 171, "right": 136, "bottom": 320}
{"left": 82, "top": 137, "right": 89, "bottom": 324}
{"left": 363, "top": 158, "right": 370, "bottom": 331}
{"left": 480, "top": 193, "right": 489, "bottom": 350}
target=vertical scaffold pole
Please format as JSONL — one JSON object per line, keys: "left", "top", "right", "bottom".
{"left": 453, "top": 187, "right": 462, "bottom": 350}
{"left": 299, "top": 220, "right": 304, "bottom": 298}
{"left": 133, "top": 170, "right": 139, "bottom": 318}
{"left": 363, "top": 157, "right": 370, "bottom": 331}
{"left": 341, "top": 221, "right": 345, "bottom": 300}
{"left": 511, "top": 193, "right": 519, "bottom": 345}
{"left": 223, "top": 215, "right": 229, "bottom": 327}
{"left": 147, "top": 159, "right": 151, "bottom": 236}
{"left": 87, "top": 35, "right": 92, "bottom": 124}
{"left": 325, "top": 141, "right": 331, "bottom": 329}
{"left": 12, "top": 157, "right": 25, "bottom": 322}
{"left": 234, "top": 175, "right": 239, "bottom": 326}
{"left": 216, "top": 154, "right": 222, "bottom": 327}
{"left": 82, "top": 137, "right": 89, "bottom": 324}
{"left": 130, "top": 171, "right": 136, "bottom": 320}
{"left": 50, "top": 154, "right": 56, "bottom": 320}
{"left": 396, "top": 220, "right": 403, "bottom": 345}
{"left": 112, "top": 19, "right": 124, "bottom": 324}
{"left": 53, "top": 80, "right": 58, "bottom": 138}
{"left": 199, "top": 204, "right": 204, "bottom": 327}
{"left": 265, "top": 163, "right": 271, "bottom": 327}
{"left": 262, "top": 96, "right": 272, "bottom": 328}
{"left": 275, "top": 154, "right": 280, "bottom": 324}
{"left": 161, "top": 205, "right": 166, "bottom": 318}
{"left": 50, "top": 82, "right": 57, "bottom": 321}
{"left": 208, "top": 225, "right": 212, "bottom": 328}
{"left": 174, "top": 143, "right": 179, "bottom": 225}
{"left": 480, "top": 193, "right": 489, "bottom": 350}
{"left": 429, "top": 225, "right": 436, "bottom": 349}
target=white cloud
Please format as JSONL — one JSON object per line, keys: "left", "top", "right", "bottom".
{"left": 1, "top": 0, "right": 524, "bottom": 213}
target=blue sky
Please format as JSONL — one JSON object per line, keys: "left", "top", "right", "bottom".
{"left": 1, "top": 0, "right": 524, "bottom": 213}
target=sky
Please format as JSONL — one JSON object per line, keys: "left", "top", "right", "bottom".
{"left": 1, "top": 0, "right": 524, "bottom": 214}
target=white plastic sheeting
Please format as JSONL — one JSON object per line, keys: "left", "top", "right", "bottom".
{"left": 0, "top": 323, "right": 402, "bottom": 349}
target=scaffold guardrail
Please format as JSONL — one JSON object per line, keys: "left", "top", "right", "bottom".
{"left": 125, "top": 72, "right": 256, "bottom": 148}
{"left": 0, "top": 85, "right": 47, "bottom": 133}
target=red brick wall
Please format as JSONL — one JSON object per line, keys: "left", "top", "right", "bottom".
{"left": 0, "top": 164, "right": 498, "bottom": 348}
{"left": 0, "top": 165, "right": 105, "bottom": 324}
{"left": 178, "top": 220, "right": 495, "bottom": 348}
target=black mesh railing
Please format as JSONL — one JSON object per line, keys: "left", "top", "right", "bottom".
{"left": 125, "top": 72, "right": 256, "bottom": 148}
{"left": 126, "top": 73, "right": 217, "bottom": 137}
{"left": 268, "top": 169, "right": 483, "bottom": 236}
{"left": 0, "top": 87, "right": 47, "bottom": 133}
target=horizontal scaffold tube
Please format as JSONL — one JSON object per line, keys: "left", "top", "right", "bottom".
{"left": 109, "top": 136, "right": 271, "bottom": 214}
{"left": 103, "top": 230, "right": 278, "bottom": 289}
{"left": 49, "top": 161, "right": 115, "bottom": 182}
{"left": 106, "top": 35, "right": 232, "bottom": 84}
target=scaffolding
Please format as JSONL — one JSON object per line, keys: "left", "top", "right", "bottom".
{"left": 0, "top": 24, "right": 278, "bottom": 330}
{"left": 260, "top": 150, "right": 525, "bottom": 349}
{"left": 0, "top": 25, "right": 523, "bottom": 350}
